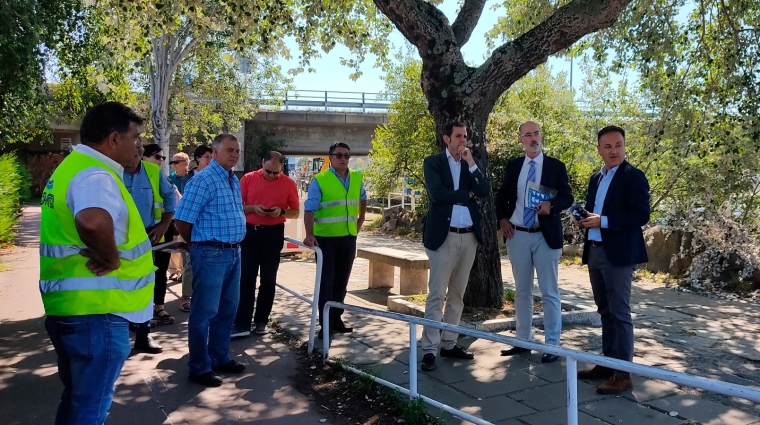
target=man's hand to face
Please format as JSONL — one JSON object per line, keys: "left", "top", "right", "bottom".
{"left": 458, "top": 145, "right": 476, "bottom": 167}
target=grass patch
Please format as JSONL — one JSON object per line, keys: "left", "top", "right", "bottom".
{"left": 364, "top": 216, "right": 384, "bottom": 230}
{"left": 0, "top": 153, "right": 31, "bottom": 245}
{"left": 559, "top": 255, "right": 583, "bottom": 266}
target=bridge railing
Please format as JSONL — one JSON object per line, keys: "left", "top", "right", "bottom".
{"left": 257, "top": 89, "right": 390, "bottom": 113}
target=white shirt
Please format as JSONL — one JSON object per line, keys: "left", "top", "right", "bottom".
{"left": 509, "top": 152, "right": 544, "bottom": 227}
{"left": 68, "top": 144, "right": 153, "bottom": 323}
{"left": 445, "top": 149, "right": 478, "bottom": 228}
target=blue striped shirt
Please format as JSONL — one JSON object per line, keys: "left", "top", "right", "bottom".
{"left": 175, "top": 160, "right": 246, "bottom": 244}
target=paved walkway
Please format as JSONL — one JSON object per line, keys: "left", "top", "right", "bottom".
{"left": 2, "top": 207, "right": 760, "bottom": 424}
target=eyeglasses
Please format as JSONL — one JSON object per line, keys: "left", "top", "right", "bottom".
{"left": 169, "top": 160, "right": 186, "bottom": 165}
{"left": 330, "top": 153, "right": 351, "bottom": 160}
{"left": 263, "top": 169, "right": 280, "bottom": 176}
{"left": 153, "top": 154, "right": 166, "bottom": 161}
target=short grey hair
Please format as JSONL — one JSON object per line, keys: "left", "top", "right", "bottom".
{"left": 212, "top": 133, "right": 237, "bottom": 150}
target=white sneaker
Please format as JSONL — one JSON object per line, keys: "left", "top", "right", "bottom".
{"left": 231, "top": 325, "right": 251, "bottom": 338}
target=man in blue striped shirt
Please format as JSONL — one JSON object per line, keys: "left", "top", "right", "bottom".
{"left": 174, "top": 134, "right": 246, "bottom": 387}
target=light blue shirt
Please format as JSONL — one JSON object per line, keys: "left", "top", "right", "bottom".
{"left": 588, "top": 165, "right": 618, "bottom": 242}
{"left": 123, "top": 162, "right": 179, "bottom": 228}
{"left": 304, "top": 167, "right": 368, "bottom": 213}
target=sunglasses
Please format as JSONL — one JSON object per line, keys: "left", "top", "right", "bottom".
{"left": 264, "top": 169, "right": 280, "bottom": 176}
{"left": 169, "top": 160, "right": 186, "bottom": 165}
{"left": 153, "top": 154, "right": 166, "bottom": 161}
{"left": 330, "top": 153, "right": 351, "bottom": 160}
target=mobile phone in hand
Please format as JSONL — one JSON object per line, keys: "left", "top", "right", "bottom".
{"left": 262, "top": 208, "right": 274, "bottom": 212}
{"left": 569, "top": 204, "right": 590, "bottom": 221}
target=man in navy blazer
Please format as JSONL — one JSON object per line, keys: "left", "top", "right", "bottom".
{"left": 420, "top": 121, "right": 490, "bottom": 372}
{"left": 496, "top": 121, "right": 573, "bottom": 364}
{"left": 576, "top": 125, "right": 650, "bottom": 395}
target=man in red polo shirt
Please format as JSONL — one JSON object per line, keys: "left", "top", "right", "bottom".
{"left": 232, "top": 151, "right": 300, "bottom": 337}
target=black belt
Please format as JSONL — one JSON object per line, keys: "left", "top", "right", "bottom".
{"left": 247, "top": 223, "right": 285, "bottom": 231}
{"left": 194, "top": 241, "right": 241, "bottom": 249}
{"left": 450, "top": 226, "right": 474, "bottom": 234}
{"left": 514, "top": 225, "right": 541, "bottom": 233}
{"left": 589, "top": 240, "right": 604, "bottom": 247}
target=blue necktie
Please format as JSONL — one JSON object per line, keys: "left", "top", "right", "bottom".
{"left": 523, "top": 160, "right": 537, "bottom": 228}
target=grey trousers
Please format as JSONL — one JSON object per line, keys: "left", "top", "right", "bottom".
{"left": 507, "top": 230, "right": 562, "bottom": 345}
{"left": 422, "top": 232, "right": 478, "bottom": 354}
{"left": 182, "top": 252, "right": 193, "bottom": 297}
{"left": 588, "top": 245, "right": 634, "bottom": 377}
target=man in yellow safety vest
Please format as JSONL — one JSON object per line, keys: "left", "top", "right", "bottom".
{"left": 39, "top": 102, "right": 155, "bottom": 425}
{"left": 303, "top": 142, "right": 367, "bottom": 334}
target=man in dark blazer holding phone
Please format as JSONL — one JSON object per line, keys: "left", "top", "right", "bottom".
{"left": 420, "top": 121, "right": 490, "bottom": 372}
{"left": 496, "top": 121, "right": 573, "bottom": 363}
{"left": 576, "top": 125, "right": 650, "bottom": 395}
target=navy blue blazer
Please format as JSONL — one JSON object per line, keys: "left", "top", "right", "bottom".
{"left": 581, "top": 161, "right": 650, "bottom": 267}
{"left": 422, "top": 152, "right": 490, "bottom": 251}
{"left": 496, "top": 155, "right": 573, "bottom": 250}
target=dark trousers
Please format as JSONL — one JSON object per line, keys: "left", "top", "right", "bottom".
{"left": 234, "top": 223, "right": 284, "bottom": 328}
{"left": 135, "top": 225, "right": 175, "bottom": 341}
{"left": 588, "top": 245, "right": 634, "bottom": 378}
{"left": 316, "top": 235, "right": 357, "bottom": 326}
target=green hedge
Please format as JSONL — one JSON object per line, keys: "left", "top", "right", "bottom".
{"left": 0, "top": 153, "right": 30, "bottom": 244}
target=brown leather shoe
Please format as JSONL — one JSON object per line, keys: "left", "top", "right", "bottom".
{"left": 596, "top": 374, "right": 633, "bottom": 394}
{"left": 577, "top": 365, "right": 615, "bottom": 380}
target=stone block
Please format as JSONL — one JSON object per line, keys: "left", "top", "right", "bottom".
{"left": 400, "top": 268, "right": 428, "bottom": 295}
{"left": 368, "top": 261, "right": 394, "bottom": 289}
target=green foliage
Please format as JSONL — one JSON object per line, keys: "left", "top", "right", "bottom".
{"left": 0, "top": 0, "right": 81, "bottom": 146}
{"left": 0, "top": 153, "right": 28, "bottom": 244}
{"left": 243, "top": 130, "right": 285, "bottom": 172}
{"left": 503, "top": 288, "right": 516, "bottom": 302}
{"left": 367, "top": 55, "right": 436, "bottom": 201}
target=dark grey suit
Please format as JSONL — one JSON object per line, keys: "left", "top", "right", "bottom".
{"left": 582, "top": 160, "right": 650, "bottom": 377}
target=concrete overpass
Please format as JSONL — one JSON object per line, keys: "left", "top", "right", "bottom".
{"left": 245, "top": 111, "right": 389, "bottom": 156}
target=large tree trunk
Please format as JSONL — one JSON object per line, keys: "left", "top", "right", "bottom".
{"left": 426, "top": 89, "right": 503, "bottom": 308}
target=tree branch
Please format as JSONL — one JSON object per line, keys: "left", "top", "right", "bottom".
{"left": 451, "top": 0, "right": 487, "bottom": 46}
{"left": 472, "top": 0, "right": 634, "bottom": 110}
{"left": 372, "top": 0, "right": 453, "bottom": 55}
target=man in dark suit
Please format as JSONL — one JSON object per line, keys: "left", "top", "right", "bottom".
{"left": 420, "top": 121, "right": 490, "bottom": 372}
{"left": 576, "top": 125, "right": 650, "bottom": 395}
{"left": 496, "top": 121, "right": 573, "bottom": 363}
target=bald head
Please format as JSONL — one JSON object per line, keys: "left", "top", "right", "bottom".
{"left": 518, "top": 121, "right": 543, "bottom": 158}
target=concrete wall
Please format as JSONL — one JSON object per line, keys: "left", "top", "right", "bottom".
{"left": 246, "top": 111, "right": 388, "bottom": 156}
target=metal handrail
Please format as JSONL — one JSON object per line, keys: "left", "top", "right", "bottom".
{"left": 322, "top": 302, "right": 760, "bottom": 425}
{"left": 277, "top": 237, "right": 323, "bottom": 353}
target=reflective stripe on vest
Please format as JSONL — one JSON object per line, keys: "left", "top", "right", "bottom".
{"left": 39, "top": 150, "right": 156, "bottom": 316}
{"left": 39, "top": 238, "right": 152, "bottom": 261}
{"left": 313, "top": 169, "right": 362, "bottom": 237}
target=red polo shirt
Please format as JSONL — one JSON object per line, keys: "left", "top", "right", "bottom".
{"left": 240, "top": 169, "right": 300, "bottom": 225}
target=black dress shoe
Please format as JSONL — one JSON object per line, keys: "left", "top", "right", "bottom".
{"left": 500, "top": 346, "right": 530, "bottom": 356}
{"left": 332, "top": 319, "right": 353, "bottom": 333}
{"left": 541, "top": 354, "right": 559, "bottom": 363}
{"left": 134, "top": 336, "right": 163, "bottom": 354}
{"left": 212, "top": 360, "right": 246, "bottom": 374}
{"left": 440, "top": 344, "right": 474, "bottom": 359}
{"left": 189, "top": 371, "right": 223, "bottom": 387}
{"left": 421, "top": 353, "right": 436, "bottom": 371}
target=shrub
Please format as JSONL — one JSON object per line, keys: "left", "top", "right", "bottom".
{"left": 0, "top": 153, "right": 28, "bottom": 244}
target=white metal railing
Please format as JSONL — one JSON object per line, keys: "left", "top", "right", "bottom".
{"left": 386, "top": 191, "right": 422, "bottom": 212}
{"left": 276, "top": 237, "right": 323, "bottom": 353}
{"left": 321, "top": 302, "right": 760, "bottom": 425}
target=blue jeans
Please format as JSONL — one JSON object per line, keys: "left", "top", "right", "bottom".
{"left": 45, "top": 314, "right": 132, "bottom": 425}
{"left": 188, "top": 244, "right": 241, "bottom": 376}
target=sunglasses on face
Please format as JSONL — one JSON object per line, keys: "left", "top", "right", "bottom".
{"left": 169, "top": 160, "right": 186, "bottom": 165}
{"left": 153, "top": 154, "right": 166, "bottom": 161}
{"left": 330, "top": 153, "right": 351, "bottom": 160}
{"left": 264, "top": 169, "right": 280, "bottom": 176}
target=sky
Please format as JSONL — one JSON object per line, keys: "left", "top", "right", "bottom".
{"left": 276, "top": 0, "right": 577, "bottom": 95}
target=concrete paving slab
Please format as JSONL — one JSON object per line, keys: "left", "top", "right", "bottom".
{"left": 580, "top": 397, "right": 683, "bottom": 425}
{"left": 622, "top": 377, "right": 681, "bottom": 402}
{"left": 459, "top": 395, "right": 537, "bottom": 422}
{"left": 520, "top": 359, "right": 569, "bottom": 383}
{"left": 647, "top": 394, "right": 760, "bottom": 425}
{"left": 508, "top": 381, "right": 607, "bottom": 411}
{"left": 451, "top": 369, "right": 551, "bottom": 399}
{"left": 517, "top": 407, "right": 613, "bottom": 425}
